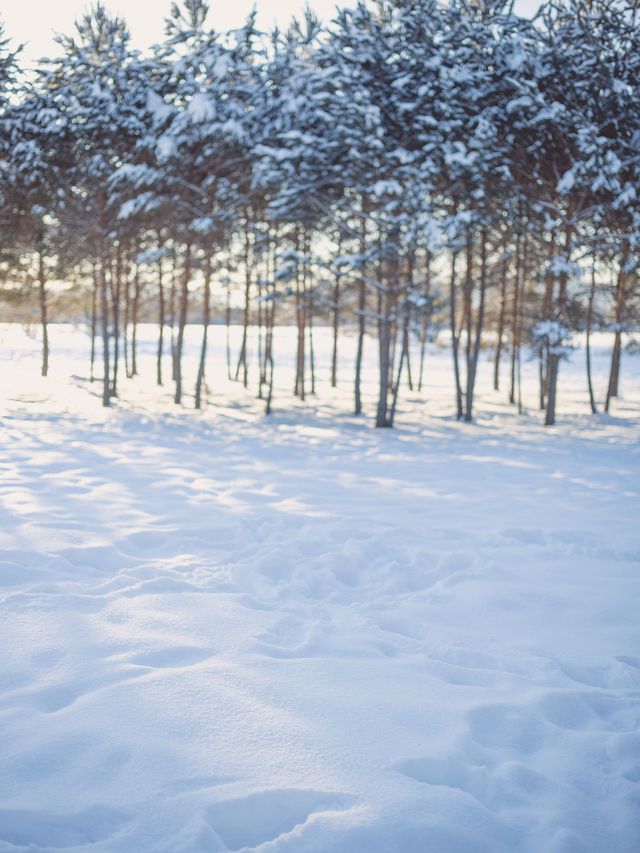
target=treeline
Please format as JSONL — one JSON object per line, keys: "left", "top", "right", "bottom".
{"left": 0, "top": 0, "right": 638, "bottom": 425}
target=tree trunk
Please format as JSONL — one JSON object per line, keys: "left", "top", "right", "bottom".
{"left": 586, "top": 253, "right": 597, "bottom": 414}
{"left": 354, "top": 216, "right": 367, "bottom": 415}
{"left": 157, "top": 246, "right": 165, "bottom": 386}
{"left": 331, "top": 235, "right": 341, "bottom": 388}
{"left": 174, "top": 243, "right": 191, "bottom": 405}
{"left": 131, "top": 264, "right": 140, "bottom": 377}
{"left": 493, "top": 246, "right": 508, "bottom": 391}
{"left": 225, "top": 288, "right": 232, "bottom": 380}
{"left": 449, "top": 252, "right": 463, "bottom": 419}
{"left": 509, "top": 229, "right": 522, "bottom": 405}
{"left": 539, "top": 236, "right": 555, "bottom": 410}
{"left": 170, "top": 253, "right": 178, "bottom": 382}
{"left": 462, "top": 229, "right": 473, "bottom": 413}
{"left": 195, "top": 249, "right": 212, "bottom": 410}
{"left": 375, "top": 237, "right": 397, "bottom": 428}
{"left": 417, "top": 249, "right": 431, "bottom": 392}
{"left": 545, "top": 219, "right": 573, "bottom": 426}
{"left": 123, "top": 264, "right": 130, "bottom": 379}
{"left": 465, "top": 228, "right": 487, "bottom": 422}
{"left": 110, "top": 249, "right": 121, "bottom": 397}
{"left": 100, "top": 245, "right": 110, "bottom": 407}
{"left": 265, "top": 285, "right": 276, "bottom": 416}
{"left": 37, "top": 248, "right": 49, "bottom": 377}
{"left": 605, "top": 244, "right": 628, "bottom": 412}
{"left": 294, "top": 230, "right": 306, "bottom": 400}
{"left": 306, "top": 238, "right": 316, "bottom": 395}
{"left": 235, "top": 217, "right": 251, "bottom": 387}
{"left": 90, "top": 261, "right": 98, "bottom": 383}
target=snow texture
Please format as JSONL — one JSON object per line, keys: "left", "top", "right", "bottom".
{"left": 0, "top": 325, "right": 638, "bottom": 853}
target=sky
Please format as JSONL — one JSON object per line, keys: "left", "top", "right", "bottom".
{"left": 4, "top": 0, "right": 543, "bottom": 66}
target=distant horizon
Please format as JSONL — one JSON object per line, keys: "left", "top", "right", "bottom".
{"left": 5, "top": 0, "right": 542, "bottom": 66}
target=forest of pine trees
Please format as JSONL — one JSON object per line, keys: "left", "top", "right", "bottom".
{"left": 0, "top": 0, "right": 638, "bottom": 426}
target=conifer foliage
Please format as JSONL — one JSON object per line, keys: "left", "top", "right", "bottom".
{"left": 1, "top": 0, "right": 638, "bottom": 425}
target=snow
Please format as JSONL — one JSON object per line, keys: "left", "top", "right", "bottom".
{"left": 0, "top": 324, "right": 639, "bottom": 853}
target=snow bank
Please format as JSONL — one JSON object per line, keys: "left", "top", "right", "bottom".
{"left": 0, "top": 325, "right": 638, "bottom": 852}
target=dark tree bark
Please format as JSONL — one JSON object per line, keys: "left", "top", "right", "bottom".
{"left": 90, "top": 261, "right": 98, "bottom": 383}
{"left": 174, "top": 243, "right": 191, "bottom": 405}
{"left": 510, "top": 228, "right": 522, "bottom": 406}
{"left": 99, "top": 244, "right": 111, "bottom": 407}
{"left": 545, "top": 219, "right": 573, "bottom": 426}
{"left": 131, "top": 263, "right": 141, "bottom": 377}
{"left": 375, "top": 235, "right": 398, "bottom": 428}
{"left": 539, "top": 236, "right": 555, "bottom": 410}
{"left": 37, "top": 247, "right": 49, "bottom": 377}
{"left": 465, "top": 228, "right": 488, "bottom": 422}
{"left": 123, "top": 263, "right": 131, "bottom": 379}
{"left": 306, "top": 236, "right": 316, "bottom": 395}
{"left": 157, "top": 239, "right": 165, "bottom": 386}
{"left": 170, "top": 253, "right": 178, "bottom": 382}
{"left": 354, "top": 214, "right": 367, "bottom": 416}
{"left": 417, "top": 249, "right": 431, "bottom": 392}
{"left": 586, "top": 253, "right": 598, "bottom": 414}
{"left": 225, "top": 288, "right": 232, "bottom": 381}
{"left": 605, "top": 243, "right": 628, "bottom": 412}
{"left": 449, "top": 251, "right": 463, "bottom": 419}
{"left": 265, "top": 232, "right": 278, "bottom": 416}
{"left": 195, "top": 247, "right": 212, "bottom": 410}
{"left": 235, "top": 216, "right": 251, "bottom": 387}
{"left": 110, "top": 248, "right": 122, "bottom": 398}
{"left": 331, "top": 233, "right": 342, "bottom": 388}
{"left": 294, "top": 229, "right": 306, "bottom": 400}
{"left": 493, "top": 246, "right": 508, "bottom": 391}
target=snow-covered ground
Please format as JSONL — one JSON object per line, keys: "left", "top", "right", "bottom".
{"left": 0, "top": 323, "right": 638, "bottom": 853}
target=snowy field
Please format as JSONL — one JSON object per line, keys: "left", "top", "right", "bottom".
{"left": 0, "top": 323, "right": 639, "bottom": 853}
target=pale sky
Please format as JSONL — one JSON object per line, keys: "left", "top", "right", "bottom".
{"left": 3, "top": 0, "right": 543, "bottom": 67}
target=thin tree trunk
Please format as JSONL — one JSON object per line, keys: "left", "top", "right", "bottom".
{"left": 510, "top": 228, "right": 522, "bottom": 405}
{"left": 463, "top": 229, "right": 473, "bottom": 412}
{"left": 294, "top": 229, "right": 306, "bottom": 400}
{"left": 586, "top": 253, "right": 597, "bottom": 414}
{"left": 174, "top": 243, "right": 191, "bottom": 405}
{"left": 539, "top": 235, "right": 555, "bottom": 410}
{"left": 90, "top": 261, "right": 98, "bottom": 383}
{"left": 375, "top": 236, "right": 397, "bottom": 428}
{"left": 195, "top": 248, "right": 212, "bottom": 410}
{"left": 354, "top": 215, "right": 367, "bottom": 415}
{"left": 37, "top": 247, "right": 49, "bottom": 377}
{"left": 257, "top": 249, "right": 264, "bottom": 399}
{"left": 123, "top": 265, "right": 130, "bottom": 379}
{"left": 449, "top": 252, "right": 463, "bottom": 419}
{"left": 170, "top": 253, "right": 178, "bottom": 382}
{"left": 110, "top": 249, "right": 121, "bottom": 397}
{"left": 545, "top": 218, "right": 573, "bottom": 426}
{"left": 225, "top": 288, "right": 232, "bottom": 380}
{"left": 100, "top": 245, "right": 110, "bottom": 407}
{"left": 605, "top": 244, "right": 628, "bottom": 412}
{"left": 235, "top": 217, "right": 251, "bottom": 387}
{"left": 265, "top": 289, "right": 276, "bottom": 416}
{"left": 417, "top": 251, "right": 431, "bottom": 393}
{"left": 131, "top": 264, "right": 140, "bottom": 377}
{"left": 493, "top": 246, "right": 508, "bottom": 391}
{"left": 265, "top": 232, "right": 278, "bottom": 415}
{"left": 331, "top": 234, "right": 341, "bottom": 388}
{"left": 465, "top": 228, "right": 487, "bottom": 422}
{"left": 306, "top": 236, "right": 316, "bottom": 395}
{"left": 517, "top": 231, "right": 528, "bottom": 415}
{"left": 157, "top": 244, "right": 165, "bottom": 386}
